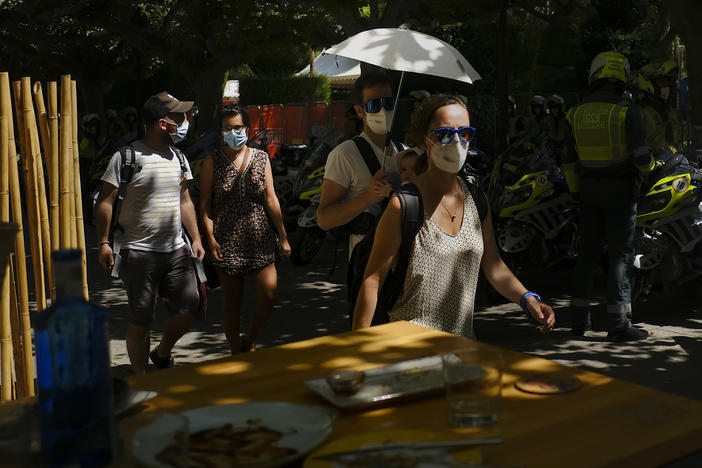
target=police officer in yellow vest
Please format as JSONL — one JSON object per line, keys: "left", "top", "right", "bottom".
{"left": 636, "top": 60, "right": 684, "bottom": 148}
{"left": 563, "top": 51, "right": 656, "bottom": 342}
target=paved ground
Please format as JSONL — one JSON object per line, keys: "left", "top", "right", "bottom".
{"left": 85, "top": 227, "right": 702, "bottom": 403}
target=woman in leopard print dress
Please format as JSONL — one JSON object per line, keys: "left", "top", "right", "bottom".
{"left": 199, "top": 105, "right": 291, "bottom": 354}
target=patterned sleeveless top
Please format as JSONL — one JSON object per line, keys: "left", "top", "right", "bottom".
{"left": 388, "top": 178, "right": 484, "bottom": 338}
{"left": 211, "top": 147, "right": 278, "bottom": 276}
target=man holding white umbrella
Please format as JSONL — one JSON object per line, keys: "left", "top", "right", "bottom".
{"left": 315, "top": 27, "right": 481, "bottom": 254}
{"left": 317, "top": 72, "right": 403, "bottom": 255}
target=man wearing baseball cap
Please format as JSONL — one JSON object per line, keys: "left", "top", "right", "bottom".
{"left": 95, "top": 91, "right": 204, "bottom": 374}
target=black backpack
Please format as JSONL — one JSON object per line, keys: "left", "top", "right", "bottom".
{"left": 347, "top": 182, "right": 424, "bottom": 326}
{"left": 347, "top": 178, "right": 489, "bottom": 327}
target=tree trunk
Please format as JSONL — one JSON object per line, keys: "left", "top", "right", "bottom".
{"left": 667, "top": 1, "right": 702, "bottom": 151}
{"left": 193, "top": 65, "right": 228, "bottom": 137}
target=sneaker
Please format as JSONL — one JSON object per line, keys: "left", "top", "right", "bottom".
{"left": 607, "top": 326, "right": 649, "bottom": 342}
{"left": 149, "top": 347, "right": 175, "bottom": 369}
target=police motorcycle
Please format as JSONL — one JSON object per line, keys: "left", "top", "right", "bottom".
{"left": 271, "top": 144, "right": 309, "bottom": 231}
{"left": 632, "top": 147, "right": 702, "bottom": 299}
{"left": 489, "top": 137, "right": 579, "bottom": 276}
{"left": 290, "top": 143, "right": 332, "bottom": 266}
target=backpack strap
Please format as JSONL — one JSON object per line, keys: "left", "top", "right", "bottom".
{"left": 109, "top": 145, "right": 136, "bottom": 237}
{"left": 352, "top": 136, "right": 381, "bottom": 175}
{"left": 397, "top": 183, "right": 423, "bottom": 254}
{"left": 376, "top": 183, "right": 423, "bottom": 315}
{"left": 172, "top": 146, "right": 189, "bottom": 179}
{"left": 465, "top": 182, "right": 489, "bottom": 222}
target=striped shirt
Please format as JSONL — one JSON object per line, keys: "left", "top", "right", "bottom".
{"left": 101, "top": 140, "right": 193, "bottom": 252}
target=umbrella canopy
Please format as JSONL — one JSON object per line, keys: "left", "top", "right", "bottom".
{"left": 323, "top": 28, "right": 481, "bottom": 84}
{"left": 297, "top": 54, "right": 361, "bottom": 88}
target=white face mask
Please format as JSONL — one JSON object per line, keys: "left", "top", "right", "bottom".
{"left": 429, "top": 139, "right": 469, "bottom": 174}
{"left": 659, "top": 86, "right": 670, "bottom": 102}
{"left": 365, "top": 108, "right": 393, "bottom": 135}
{"left": 169, "top": 120, "right": 190, "bottom": 144}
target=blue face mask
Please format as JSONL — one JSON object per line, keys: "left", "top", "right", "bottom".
{"left": 223, "top": 128, "right": 248, "bottom": 150}
{"left": 169, "top": 120, "right": 190, "bottom": 144}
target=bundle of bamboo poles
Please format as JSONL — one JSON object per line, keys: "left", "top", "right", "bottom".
{"left": 0, "top": 72, "right": 88, "bottom": 400}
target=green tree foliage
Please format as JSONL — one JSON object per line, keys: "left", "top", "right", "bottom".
{"left": 0, "top": 0, "right": 694, "bottom": 149}
{"left": 240, "top": 74, "right": 330, "bottom": 105}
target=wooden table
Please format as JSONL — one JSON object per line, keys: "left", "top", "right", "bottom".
{"left": 127, "top": 321, "right": 702, "bottom": 468}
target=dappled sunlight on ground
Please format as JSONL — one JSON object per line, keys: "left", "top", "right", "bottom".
{"left": 66, "top": 224, "right": 701, "bottom": 403}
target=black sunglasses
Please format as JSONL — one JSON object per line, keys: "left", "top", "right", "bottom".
{"left": 431, "top": 126, "right": 476, "bottom": 144}
{"left": 362, "top": 97, "right": 395, "bottom": 113}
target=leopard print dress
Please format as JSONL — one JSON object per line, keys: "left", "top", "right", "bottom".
{"left": 211, "top": 147, "right": 278, "bottom": 276}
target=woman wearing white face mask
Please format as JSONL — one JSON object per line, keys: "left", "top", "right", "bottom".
{"left": 199, "top": 105, "right": 291, "bottom": 354}
{"left": 352, "top": 95, "right": 555, "bottom": 337}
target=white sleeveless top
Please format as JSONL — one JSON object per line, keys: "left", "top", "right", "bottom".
{"left": 388, "top": 178, "right": 484, "bottom": 338}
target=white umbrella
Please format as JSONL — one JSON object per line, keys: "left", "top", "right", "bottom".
{"left": 323, "top": 27, "right": 481, "bottom": 84}
{"left": 322, "top": 27, "right": 481, "bottom": 164}
{"left": 297, "top": 54, "right": 361, "bottom": 88}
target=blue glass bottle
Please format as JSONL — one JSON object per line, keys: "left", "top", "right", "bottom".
{"left": 34, "top": 250, "right": 115, "bottom": 467}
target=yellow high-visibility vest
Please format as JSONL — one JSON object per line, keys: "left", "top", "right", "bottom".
{"left": 566, "top": 102, "right": 628, "bottom": 168}
{"left": 641, "top": 105, "right": 666, "bottom": 148}
{"left": 641, "top": 104, "right": 683, "bottom": 148}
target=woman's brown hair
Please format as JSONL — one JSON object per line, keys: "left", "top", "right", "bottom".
{"left": 407, "top": 94, "right": 469, "bottom": 172}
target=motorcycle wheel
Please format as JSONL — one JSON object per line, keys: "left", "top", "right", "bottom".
{"left": 291, "top": 227, "right": 327, "bottom": 265}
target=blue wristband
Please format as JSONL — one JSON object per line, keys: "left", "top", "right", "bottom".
{"left": 520, "top": 292, "right": 541, "bottom": 313}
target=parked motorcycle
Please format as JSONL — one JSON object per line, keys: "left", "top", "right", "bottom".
{"left": 491, "top": 146, "right": 579, "bottom": 276}
{"left": 290, "top": 143, "right": 332, "bottom": 266}
{"left": 632, "top": 148, "right": 702, "bottom": 299}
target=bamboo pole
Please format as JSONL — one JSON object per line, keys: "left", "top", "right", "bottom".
{"left": 67, "top": 81, "right": 77, "bottom": 251}
{"left": 11, "top": 82, "right": 27, "bottom": 158}
{"left": 0, "top": 73, "right": 34, "bottom": 397}
{"left": 20, "top": 77, "right": 46, "bottom": 313}
{"left": 70, "top": 80, "right": 88, "bottom": 300}
{"left": 59, "top": 75, "right": 72, "bottom": 249}
{"left": 30, "top": 81, "right": 54, "bottom": 302}
{"left": 32, "top": 83, "right": 51, "bottom": 184}
{"left": 47, "top": 83, "right": 60, "bottom": 261}
{"left": 8, "top": 257, "right": 27, "bottom": 398}
{"left": 0, "top": 117, "right": 12, "bottom": 401}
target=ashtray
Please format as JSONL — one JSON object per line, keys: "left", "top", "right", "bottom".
{"left": 325, "top": 370, "right": 365, "bottom": 395}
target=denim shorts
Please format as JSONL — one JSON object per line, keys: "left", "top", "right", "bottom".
{"left": 120, "top": 246, "right": 199, "bottom": 326}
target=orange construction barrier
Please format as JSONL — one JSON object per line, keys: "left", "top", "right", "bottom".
{"left": 241, "top": 101, "right": 357, "bottom": 151}
{"left": 284, "top": 104, "right": 310, "bottom": 145}
{"left": 260, "top": 105, "right": 284, "bottom": 158}
{"left": 245, "top": 105, "right": 263, "bottom": 137}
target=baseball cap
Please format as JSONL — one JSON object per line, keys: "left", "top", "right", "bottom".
{"left": 142, "top": 91, "right": 194, "bottom": 123}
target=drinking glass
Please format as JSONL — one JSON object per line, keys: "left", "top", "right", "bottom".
{"left": 442, "top": 346, "right": 504, "bottom": 428}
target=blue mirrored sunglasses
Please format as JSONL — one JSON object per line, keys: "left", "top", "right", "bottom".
{"left": 431, "top": 126, "right": 476, "bottom": 144}
{"left": 363, "top": 97, "right": 395, "bottom": 113}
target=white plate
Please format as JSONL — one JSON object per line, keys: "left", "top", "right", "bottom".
{"left": 114, "top": 389, "right": 157, "bottom": 416}
{"left": 305, "top": 355, "right": 485, "bottom": 410}
{"left": 132, "top": 401, "right": 334, "bottom": 468}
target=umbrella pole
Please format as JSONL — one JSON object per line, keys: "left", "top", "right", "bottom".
{"left": 383, "top": 71, "right": 406, "bottom": 169}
